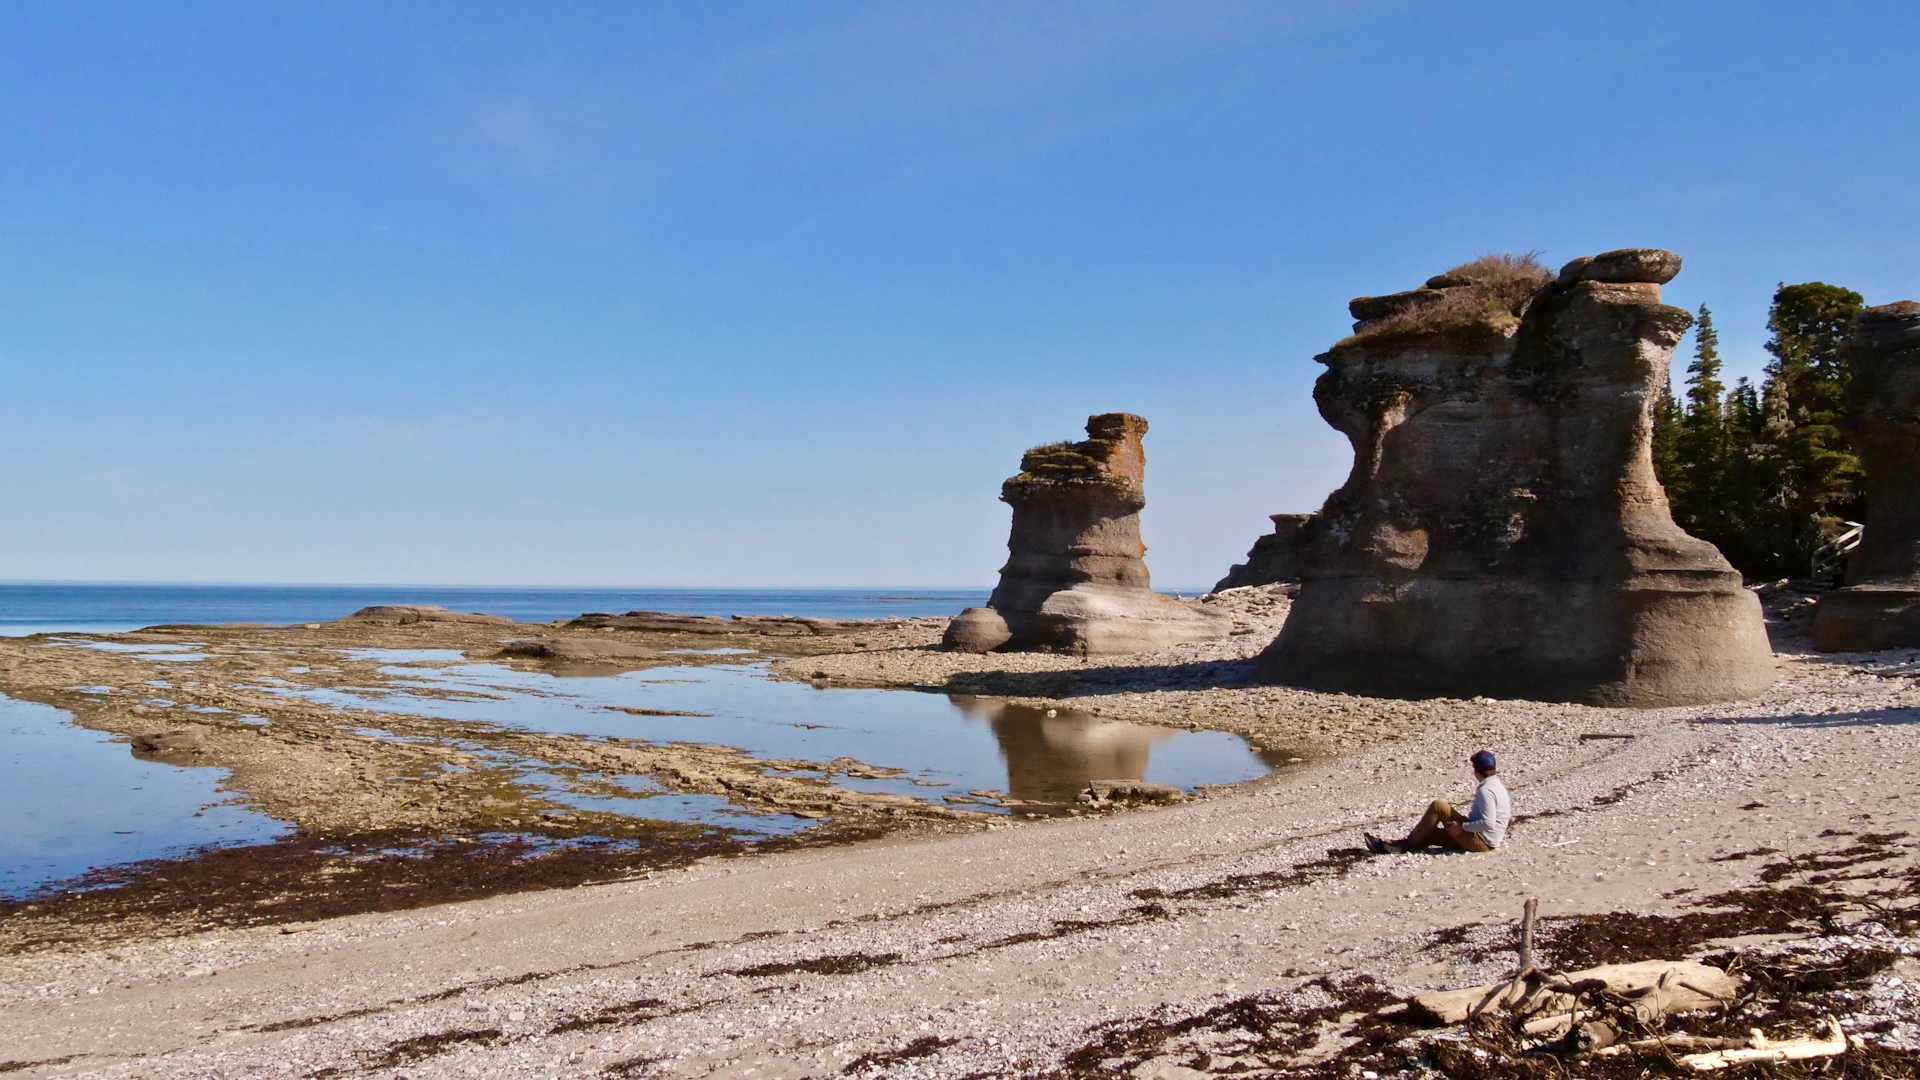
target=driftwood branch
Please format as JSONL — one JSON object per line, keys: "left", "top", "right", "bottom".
{"left": 1518, "top": 896, "right": 1536, "bottom": 973}
{"left": 1594, "top": 1033, "right": 1751, "bottom": 1056}
{"left": 1472, "top": 898, "right": 1544, "bottom": 1019}
{"left": 1676, "top": 1018, "right": 1850, "bottom": 1071}
{"left": 1408, "top": 900, "right": 1743, "bottom": 1039}
{"left": 1590, "top": 1017, "right": 1853, "bottom": 1067}
{"left": 1413, "top": 960, "right": 1740, "bottom": 1025}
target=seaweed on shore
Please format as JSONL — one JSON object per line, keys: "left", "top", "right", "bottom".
{"left": 368, "top": 1026, "right": 504, "bottom": 1069}
{"left": 0, "top": 819, "right": 890, "bottom": 954}
{"left": 842, "top": 1035, "right": 962, "bottom": 1075}
{"left": 719, "top": 951, "right": 903, "bottom": 978}
{"left": 1037, "top": 833, "right": 1920, "bottom": 1080}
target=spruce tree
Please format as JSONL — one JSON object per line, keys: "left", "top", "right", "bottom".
{"left": 1651, "top": 374, "right": 1683, "bottom": 501}
{"left": 1685, "top": 284, "right": 1864, "bottom": 580}
{"left": 1758, "top": 282, "right": 1866, "bottom": 577}
{"left": 1667, "top": 305, "right": 1727, "bottom": 539}
{"left": 1711, "top": 376, "right": 1780, "bottom": 577}
{"left": 1682, "top": 306, "right": 1726, "bottom": 429}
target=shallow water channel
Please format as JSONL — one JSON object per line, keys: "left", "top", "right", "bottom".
{"left": 0, "top": 695, "right": 288, "bottom": 897}
{"left": 307, "top": 650, "right": 1272, "bottom": 806}
{"left": 3, "top": 651, "right": 1275, "bottom": 898}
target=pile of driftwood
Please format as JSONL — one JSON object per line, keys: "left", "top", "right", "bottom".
{"left": 1408, "top": 898, "right": 1860, "bottom": 1070}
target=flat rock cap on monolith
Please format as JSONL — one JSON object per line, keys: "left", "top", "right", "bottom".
{"left": 1853, "top": 300, "right": 1920, "bottom": 350}
{"left": 1349, "top": 289, "right": 1446, "bottom": 323}
{"left": 1558, "top": 248, "right": 1682, "bottom": 286}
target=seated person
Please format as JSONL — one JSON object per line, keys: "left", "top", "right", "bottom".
{"left": 1365, "top": 750, "right": 1510, "bottom": 854}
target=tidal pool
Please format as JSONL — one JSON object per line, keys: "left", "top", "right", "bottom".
{"left": 277, "top": 653, "right": 1276, "bottom": 813}
{"left": 1, "top": 653, "right": 1276, "bottom": 899}
{"left": 0, "top": 694, "right": 288, "bottom": 898}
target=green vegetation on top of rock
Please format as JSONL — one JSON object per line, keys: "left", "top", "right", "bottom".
{"left": 1004, "top": 435, "right": 1139, "bottom": 496}
{"left": 1338, "top": 252, "right": 1554, "bottom": 349}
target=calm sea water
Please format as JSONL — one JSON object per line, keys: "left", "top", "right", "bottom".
{"left": 0, "top": 583, "right": 993, "bottom": 636}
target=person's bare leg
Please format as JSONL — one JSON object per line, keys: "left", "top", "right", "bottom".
{"left": 1402, "top": 800, "right": 1457, "bottom": 849}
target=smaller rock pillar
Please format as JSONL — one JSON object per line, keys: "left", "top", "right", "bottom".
{"left": 1815, "top": 301, "right": 1920, "bottom": 651}
{"left": 944, "top": 413, "right": 1229, "bottom": 654}
{"left": 1212, "top": 513, "right": 1313, "bottom": 592}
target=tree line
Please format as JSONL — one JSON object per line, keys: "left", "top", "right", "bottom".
{"left": 1650, "top": 281, "right": 1867, "bottom": 583}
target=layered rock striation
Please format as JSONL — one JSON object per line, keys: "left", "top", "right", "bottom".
{"left": 1212, "top": 513, "right": 1313, "bottom": 593}
{"left": 945, "top": 413, "right": 1229, "bottom": 654}
{"left": 1255, "top": 250, "right": 1775, "bottom": 704}
{"left": 1814, "top": 301, "right": 1920, "bottom": 651}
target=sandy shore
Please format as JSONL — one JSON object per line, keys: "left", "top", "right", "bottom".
{"left": 1, "top": 594, "right": 1916, "bottom": 1078}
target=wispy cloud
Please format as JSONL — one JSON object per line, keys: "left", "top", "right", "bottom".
{"left": 473, "top": 100, "right": 566, "bottom": 178}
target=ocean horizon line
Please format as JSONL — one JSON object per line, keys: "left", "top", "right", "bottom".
{"left": 0, "top": 580, "right": 1001, "bottom": 592}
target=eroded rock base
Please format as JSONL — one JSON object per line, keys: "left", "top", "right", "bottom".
{"left": 1029, "top": 583, "right": 1230, "bottom": 655}
{"left": 1262, "top": 580, "right": 1776, "bottom": 705}
{"left": 1814, "top": 301, "right": 1920, "bottom": 652}
{"left": 1814, "top": 587, "right": 1920, "bottom": 652}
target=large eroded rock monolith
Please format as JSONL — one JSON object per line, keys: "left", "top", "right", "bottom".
{"left": 945, "top": 413, "right": 1229, "bottom": 655}
{"left": 1814, "top": 301, "right": 1920, "bottom": 651}
{"left": 1255, "top": 249, "right": 1776, "bottom": 705}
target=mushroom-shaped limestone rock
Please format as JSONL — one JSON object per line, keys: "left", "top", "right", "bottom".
{"left": 1254, "top": 250, "right": 1775, "bottom": 705}
{"left": 943, "top": 413, "right": 1229, "bottom": 655}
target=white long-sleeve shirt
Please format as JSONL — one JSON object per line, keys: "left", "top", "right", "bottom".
{"left": 1460, "top": 775, "right": 1511, "bottom": 849}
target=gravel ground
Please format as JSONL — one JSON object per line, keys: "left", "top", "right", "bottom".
{"left": 2, "top": 598, "right": 1917, "bottom": 1079}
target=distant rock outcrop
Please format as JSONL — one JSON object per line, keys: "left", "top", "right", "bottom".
{"left": 1212, "top": 513, "right": 1313, "bottom": 593}
{"left": 497, "top": 637, "right": 661, "bottom": 665}
{"left": 567, "top": 611, "right": 866, "bottom": 636}
{"left": 340, "top": 605, "right": 511, "bottom": 626}
{"left": 1815, "top": 301, "right": 1920, "bottom": 651}
{"left": 945, "top": 413, "right": 1229, "bottom": 655}
{"left": 1254, "top": 250, "right": 1776, "bottom": 705}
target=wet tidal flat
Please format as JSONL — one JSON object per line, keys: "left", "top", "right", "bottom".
{"left": 0, "top": 617, "right": 1272, "bottom": 950}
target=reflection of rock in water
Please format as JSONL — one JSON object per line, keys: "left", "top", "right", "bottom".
{"left": 953, "top": 699, "right": 1169, "bottom": 806}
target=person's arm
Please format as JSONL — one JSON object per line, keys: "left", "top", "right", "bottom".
{"left": 1458, "top": 784, "right": 1494, "bottom": 835}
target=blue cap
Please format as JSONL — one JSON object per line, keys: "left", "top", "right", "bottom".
{"left": 1470, "top": 750, "right": 1496, "bottom": 772}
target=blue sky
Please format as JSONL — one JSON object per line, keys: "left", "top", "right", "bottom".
{"left": 1, "top": 2, "right": 1914, "bottom": 587}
